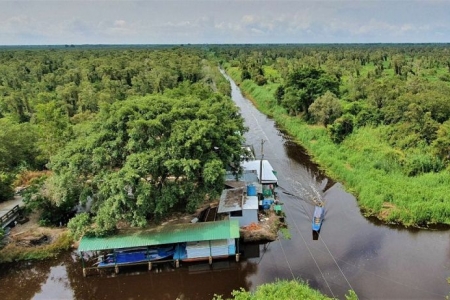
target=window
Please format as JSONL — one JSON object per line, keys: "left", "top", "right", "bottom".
{"left": 230, "top": 210, "right": 243, "bottom": 217}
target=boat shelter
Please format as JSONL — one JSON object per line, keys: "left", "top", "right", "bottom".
{"left": 78, "top": 219, "right": 240, "bottom": 276}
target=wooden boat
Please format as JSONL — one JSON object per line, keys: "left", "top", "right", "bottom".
{"left": 97, "top": 245, "right": 175, "bottom": 267}
{"left": 312, "top": 204, "right": 324, "bottom": 232}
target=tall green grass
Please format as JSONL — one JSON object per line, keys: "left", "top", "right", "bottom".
{"left": 228, "top": 69, "right": 450, "bottom": 227}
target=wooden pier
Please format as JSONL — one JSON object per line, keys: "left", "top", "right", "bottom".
{"left": 78, "top": 219, "right": 241, "bottom": 277}
{"left": 81, "top": 252, "right": 240, "bottom": 277}
{"left": 0, "top": 205, "right": 20, "bottom": 229}
{"left": 81, "top": 257, "right": 177, "bottom": 277}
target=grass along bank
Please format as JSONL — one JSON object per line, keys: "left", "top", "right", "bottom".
{"left": 0, "top": 230, "right": 72, "bottom": 263}
{"left": 226, "top": 66, "right": 450, "bottom": 227}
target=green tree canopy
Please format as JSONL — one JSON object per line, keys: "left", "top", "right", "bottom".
{"left": 308, "top": 91, "right": 342, "bottom": 127}
{"left": 50, "top": 93, "right": 246, "bottom": 235}
{"left": 280, "top": 67, "right": 340, "bottom": 116}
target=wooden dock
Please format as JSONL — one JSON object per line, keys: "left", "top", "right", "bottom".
{"left": 81, "top": 253, "right": 240, "bottom": 277}
{"left": 0, "top": 195, "right": 24, "bottom": 229}
{"left": 0, "top": 205, "right": 20, "bottom": 229}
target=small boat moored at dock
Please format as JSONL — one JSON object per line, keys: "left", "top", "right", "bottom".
{"left": 97, "top": 245, "right": 175, "bottom": 267}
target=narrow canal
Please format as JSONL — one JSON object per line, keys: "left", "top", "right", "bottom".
{"left": 0, "top": 72, "right": 449, "bottom": 300}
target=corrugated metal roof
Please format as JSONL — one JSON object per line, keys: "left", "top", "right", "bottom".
{"left": 242, "top": 196, "right": 258, "bottom": 210}
{"left": 78, "top": 219, "right": 239, "bottom": 252}
{"left": 218, "top": 189, "right": 259, "bottom": 213}
{"left": 225, "top": 170, "right": 260, "bottom": 184}
{"left": 218, "top": 188, "right": 243, "bottom": 213}
{"left": 241, "top": 160, "right": 278, "bottom": 184}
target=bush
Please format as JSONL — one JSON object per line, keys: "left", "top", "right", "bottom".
{"left": 254, "top": 75, "right": 267, "bottom": 86}
{"left": 67, "top": 212, "right": 92, "bottom": 240}
{"left": 0, "top": 172, "right": 14, "bottom": 202}
{"left": 404, "top": 154, "right": 444, "bottom": 176}
{"left": 328, "top": 114, "right": 354, "bottom": 143}
{"left": 213, "top": 279, "right": 358, "bottom": 300}
{"left": 0, "top": 231, "right": 73, "bottom": 263}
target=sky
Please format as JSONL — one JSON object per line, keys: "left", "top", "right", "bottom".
{"left": 0, "top": 0, "right": 449, "bottom": 45}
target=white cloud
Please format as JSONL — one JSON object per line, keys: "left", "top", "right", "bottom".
{"left": 0, "top": 0, "right": 449, "bottom": 44}
{"left": 114, "top": 20, "right": 127, "bottom": 27}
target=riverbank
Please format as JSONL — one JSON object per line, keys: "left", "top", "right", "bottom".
{"left": 224, "top": 66, "right": 450, "bottom": 228}
{"left": 0, "top": 199, "right": 283, "bottom": 263}
{"left": 0, "top": 211, "right": 72, "bottom": 263}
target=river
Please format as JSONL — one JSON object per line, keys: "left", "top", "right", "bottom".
{"left": 0, "top": 72, "right": 449, "bottom": 300}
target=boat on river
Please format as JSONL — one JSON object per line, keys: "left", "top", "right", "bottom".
{"left": 97, "top": 245, "right": 175, "bottom": 267}
{"left": 312, "top": 203, "right": 324, "bottom": 232}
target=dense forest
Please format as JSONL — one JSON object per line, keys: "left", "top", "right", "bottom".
{"left": 0, "top": 46, "right": 245, "bottom": 236}
{"left": 214, "top": 44, "right": 450, "bottom": 226}
{"left": 1, "top": 44, "right": 450, "bottom": 236}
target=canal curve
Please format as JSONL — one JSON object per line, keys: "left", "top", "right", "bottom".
{"left": 222, "top": 70, "right": 450, "bottom": 300}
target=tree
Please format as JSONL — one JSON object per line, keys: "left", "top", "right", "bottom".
{"left": 432, "top": 120, "right": 450, "bottom": 163}
{"left": 274, "top": 85, "right": 284, "bottom": 105}
{"left": 49, "top": 93, "right": 246, "bottom": 234}
{"left": 33, "top": 102, "right": 71, "bottom": 161}
{"left": 281, "top": 67, "right": 340, "bottom": 118}
{"left": 241, "top": 68, "right": 251, "bottom": 81}
{"left": 0, "top": 172, "right": 14, "bottom": 202}
{"left": 0, "top": 117, "right": 40, "bottom": 171}
{"left": 308, "top": 91, "right": 342, "bottom": 127}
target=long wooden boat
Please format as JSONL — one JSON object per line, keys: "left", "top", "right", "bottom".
{"left": 312, "top": 204, "right": 324, "bottom": 232}
{"left": 97, "top": 245, "right": 175, "bottom": 267}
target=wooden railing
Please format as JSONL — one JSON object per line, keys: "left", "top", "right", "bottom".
{"left": 0, "top": 205, "right": 19, "bottom": 228}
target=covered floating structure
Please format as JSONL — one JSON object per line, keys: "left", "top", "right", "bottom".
{"left": 241, "top": 159, "right": 278, "bottom": 185}
{"left": 78, "top": 219, "right": 240, "bottom": 277}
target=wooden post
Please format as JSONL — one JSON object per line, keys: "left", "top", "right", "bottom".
{"left": 115, "top": 265, "right": 119, "bottom": 274}
{"left": 259, "top": 139, "right": 265, "bottom": 184}
{"left": 175, "top": 260, "right": 179, "bottom": 268}
{"left": 209, "top": 240, "right": 212, "bottom": 265}
{"left": 80, "top": 251, "right": 85, "bottom": 268}
{"left": 148, "top": 262, "right": 152, "bottom": 271}
{"left": 81, "top": 251, "right": 86, "bottom": 277}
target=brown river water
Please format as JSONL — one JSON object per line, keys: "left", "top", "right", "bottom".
{"left": 0, "top": 72, "right": 449, "bottom": 300}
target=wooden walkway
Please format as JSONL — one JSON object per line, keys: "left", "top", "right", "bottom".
{"left": 0, "top": 196, "right": 24, "bottom": 229}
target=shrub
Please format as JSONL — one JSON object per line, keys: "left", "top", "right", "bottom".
{"left": 0, "top": 172, "right": 14, "bottom": 202}
{"left": 67, "top": 212, "right": 92, "bottom": 240}
{"left": 212, "top": 279, "right": 358, "bottom": 300}
{"left": 328, "top": 114, "right": 354, "bottom": 143}
{"left": 404, "top": 154, "right": 444, "bottom": 176}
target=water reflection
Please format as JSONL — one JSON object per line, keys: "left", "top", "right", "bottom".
{"left": 64, "top": 249, "right": 261, "bottom": 300}
{"left": 32, "top": 265, "right": 73, "bottom": 300}
{"left": 0, "top": 259, "right": 52, "bottom": 300}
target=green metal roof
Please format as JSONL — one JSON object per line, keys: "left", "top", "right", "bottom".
{"left": 78, "top": 219, "right": 239, "bottom": 252}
